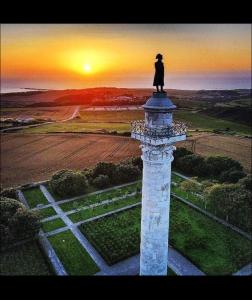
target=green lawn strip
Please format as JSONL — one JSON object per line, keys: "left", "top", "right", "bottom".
{"left": 0, "top": 240, "right": 53, "bottom": 275}
{"left": 80, "top": 199, "right": 252, "bottom": 274}
{"left": 38, "top": 206, "right": 57, "bottom": 219}
{"left": 59, "top": 182, "right": 141, "bottom": 212}
{"left": 171, "top": 185, "right": 205, "bottom": 209}
{"left": 22, "top": 187, "right": 48, "bottom": 208}
{"left": 174, "top": 110, "right": 251, "bottom": 135}
{"left": 42, "top": 218, "right": 66, "bottom": 233}
{"left": 48, "top": 230, "right": 99, "bottom": 275}
{"left": 68, "top": 194, "right": 141, "bottom": 223}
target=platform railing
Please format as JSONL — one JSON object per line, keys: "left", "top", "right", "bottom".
{"left": 131, "top": 120, "right": 187, "bottom": 139}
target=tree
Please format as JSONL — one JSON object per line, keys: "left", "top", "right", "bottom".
{"left": 0, "top": 188, "right": 18, "bottom": 200}
{"left": 238, "top": 174, "right": 252, "bottom": 191}
{"left": 219, "top": 168, "right": 246, "bottom": 183}
{"left": 49, "top": 170, "right": 88, "bottom": 198}
{"left": 0, "top": 197, "right": 40, "bottom": 248}
{"left": 92, "top": 162, "right": 118, "bottom": 183}
{"left": 92, "top": 174, "right": 110, "bottom": 189}
{"left": 115, "top": 164, "right": 141, "bottom": 184}
{"left": 177, "top": 154, "right": 207, "bottom": 176}
{"left": 205, "top": 156, "right": 243, "bottom": 177}
{"left": 173, "top": 147, "right": 193, "bottom": 168}
{"left": 180, "top": 179, "right": 201, "bottom": 194}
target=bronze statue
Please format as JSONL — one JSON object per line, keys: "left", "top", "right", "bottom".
{"left": 153, "top": 53, "right": 164, "bottom": 93}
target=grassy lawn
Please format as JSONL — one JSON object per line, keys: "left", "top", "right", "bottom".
{"left": 80, "top": 198, "right": 252, "bottom": 274}
{"left": 48, "top": 230, "right": 99, "bottom": 275}
{"left": 169, "top": 198, "right": 252, "bottom": 275}
{"left": 68, "top": 194, "right": 141, "bottom": 223}
{"left": 59, "top": 181, "right": 141, "bottom": 212}
{"left": 171, "top": 185, "right": 205, "bottom": 209}
{"left": 0, "top": 240, "right": 53, "bottom": 275}
{"left": 21, "top": 121, "right": 131, "bottom": 134}
{"left": 174, "top": 110, "right": 251, "bottom": 135}
{"left": 38, "top": 206, "right": 57, "bottom": 219}
{"left": 42, "top": 218, "right": 66, "bottom": 233}
{"left": 22, "top": 187, "right": 48, "bottom": 208}
{"left": 79, "top": 110, "right": 144, "bottom": 123}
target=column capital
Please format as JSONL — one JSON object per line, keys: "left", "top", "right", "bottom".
{"left": 140, "top": 143, "right": 176, "bottom": 163}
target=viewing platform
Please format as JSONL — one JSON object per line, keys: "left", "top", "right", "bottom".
{"left": 131, "top": 120, "right": 187, "bottom": 145}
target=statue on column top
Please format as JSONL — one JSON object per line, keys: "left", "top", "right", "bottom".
{"left": 153, "top": 53, "right": 165, "bottom": 93}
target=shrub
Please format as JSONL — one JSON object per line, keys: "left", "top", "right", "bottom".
{"left": 49, "top": 170, "right": 88, "bottom": 198}
{"left": 238, "top": 174, "right": 252, "bottom": 191}
{"left": 205, "top": 156, "right": 243, "bottom": 177}
{"left": 130, "top": 156, "right": 143, "bottom": 171}
{"left": 177, "top": 154, "right": 207, "bottom": 176}
{"left": 0, "top": 197, "right": 40, "bottom": 249}
{"left": 92, "top": 162, "right": 117, "bottom": 183}
{"left": 115, "top": 164, "right": 141, "bottom": 184}
{"left": 92, "top": 175, "right": 110, "bottom": 189}
{"left": 173, "top": 147, "right": 193, "bottom": 168}
{"left": 219, "top": 168, "right": 246, "bottom": 183}
{"left": 0, "top": 188, "right": 18, "bottom": 201}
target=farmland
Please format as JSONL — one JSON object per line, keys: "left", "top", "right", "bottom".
{"left": 0, "top": 133, "right": 140, "bottom": 188}
{"left": 0, "top": 106, "right": 79, "bottom": 122}
{"left": 1, "top": 132, "right": 251, "bottom": 189}
{"left": 178, "top": 133, "right": 252, "bottom": 172}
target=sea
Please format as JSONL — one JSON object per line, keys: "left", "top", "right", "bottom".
{"left": 1, "top": 75, "right": 251, "bottom": 93}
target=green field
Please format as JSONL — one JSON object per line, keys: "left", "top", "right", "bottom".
{"left": 68, "top": 194, "right": 141, "bottom": 223}
{"left": 174, "top": 110, "right": 251, "bottom": 135}
{"left": 42, "top": 218, "right": 66, "bottom": 233}
{"left": 19, "top": 108, "right": 251, "bottom": 136}
{"left": 48, "top": 230, "right": 99, "bottom": 275}
{"left": 0, "top": 241, "right": 53, "bottom": 275}
{"left": 80, "top": 198, "right": 252, "bottom": 274}
{"left": 79, "top": 110, "right": 144, "bottom": 122}
{"left": 21, "top": 121, "right": 131, "bottom": 134}
{"left": 22, "top": 187, "right": 48, "bottom": 208}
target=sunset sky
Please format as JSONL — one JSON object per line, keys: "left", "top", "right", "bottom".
{"left": 1, "top": 24, "right": 251, "bottom": 90}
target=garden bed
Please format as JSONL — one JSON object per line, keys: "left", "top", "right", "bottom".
{"left": 80, "top": 198, "right": 252, "bottom": 274}
{"left": 48, "top": 230, "right": 99, "bottom": 275}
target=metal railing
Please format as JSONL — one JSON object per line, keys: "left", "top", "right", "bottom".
{"left": 131, "top": 120, "right": 187, "bottom": 139}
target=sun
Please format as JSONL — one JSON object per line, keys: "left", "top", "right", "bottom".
{"left": 83, "top": 64, "right": 91, "bottom": 73}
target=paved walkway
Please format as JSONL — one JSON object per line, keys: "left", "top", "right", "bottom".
{"left": 233, "top": 263, "right": 252, "bottom": 276}
{"left": 96, "top": 246, "right": 204, "bottom": 276}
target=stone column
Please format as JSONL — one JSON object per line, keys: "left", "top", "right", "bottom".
{"left": 140, "top": 143, "right": 175, "bottom": 275}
